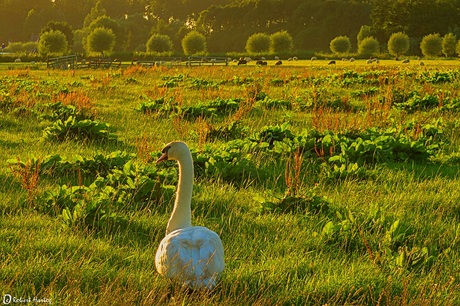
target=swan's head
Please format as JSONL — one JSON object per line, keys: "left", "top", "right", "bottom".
{"left": 156, "top": 141, "right": 190, "bottom": 164}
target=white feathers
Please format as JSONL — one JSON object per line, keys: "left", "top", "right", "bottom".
{"left": 155, "top": 141, "right": 225, "bottom": 290}
{"left": 155, "top": 226, "right": 225, "bottom": 289}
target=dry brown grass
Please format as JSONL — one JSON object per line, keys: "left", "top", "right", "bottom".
{"left": 9, "top": 157, "right": 41, "bottom": 206}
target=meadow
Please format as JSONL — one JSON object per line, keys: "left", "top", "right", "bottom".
{"left": 1, "top": 59, "right": 459, "bottom": 305}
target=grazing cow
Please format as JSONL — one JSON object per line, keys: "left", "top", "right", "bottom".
{"left": 275, "top": 60, "right": 282, "bottom": 65}
{"left": 328, "top": 60, "right": 336, "bottom": 65}
{"left": 256, "top": 60, "right": 267, "bottom": 66}
{"left": 237, "top": 59, "right": 247, "bottom": 65}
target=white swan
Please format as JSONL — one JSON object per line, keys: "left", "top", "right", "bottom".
{"left": 155, "top": 141, "right": 225, "bottom": 290}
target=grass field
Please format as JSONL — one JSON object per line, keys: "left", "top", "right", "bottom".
{"left": 1, "top": 60, "right": 459, "bottom": 305}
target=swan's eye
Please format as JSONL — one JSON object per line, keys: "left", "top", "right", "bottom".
{"left": 162, "top": 145, "right": 171, "bottom": 154}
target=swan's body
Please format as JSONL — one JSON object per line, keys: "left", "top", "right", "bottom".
{"left": 155, "top": 141, "right": 224, "bottom": 289}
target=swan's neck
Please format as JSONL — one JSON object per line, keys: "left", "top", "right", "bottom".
{"left": 166, "top": 153, "right": 193, "bottom": 234}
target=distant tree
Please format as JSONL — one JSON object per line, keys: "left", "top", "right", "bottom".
{"left": 371, "top": 0, "right": 457, "bottom": 41}
{"left": 24, "top": 9, "right": 42, "bottom": 37}
{"left": 88, "top": 15, "right": 120, "bottom": 33}
{"left": 329, "top": 36, "right": 351, "bottom": 56}
{"left": 420, "top": 33, "right": 442, "bottom": 57}
{"left": 357, "top": 25, "right": 374, "bottom": 45}
{"left": 4, "top": 42, "right": 37, "bottom": 54}
{"left": 151, "top": 18, "right": 187, "bottom": 53}
{"left": 146, "top": 0, "right": 229, "bottom": 23}
{"left": 358, "top": 36, "right": 379, "bottom": 57}
{"left": 100, "top": 0, "right": 143, "bottom": 20}
{"left": 388, "top": 32, "right": 410, "bottom": 57}
{"left": 88, "top": 16, "right": 124, "bottom": 51}
{"left": 270, "top": 30, "right": 293, "bottom": 53}
{"left": 54, "top": 1, "right": 92, "bottom": 29}
{"left": 83, "top": 1, "right": 107, "bottom": 28}
{"left": 181, "top": 31, "right": 207, "bottom": 55}
{"left": 146, "top": 34, "right": 173, "bottom": 53}
{"left": 442, "top": 33, "right": 457, "bottom": 57}
{"left": 24, "top": 7, "right": 66, "bottom": 39}
{"left": 40, "top": 21, "right": 73, "bottom": 51}
{"left": 38, "top": 30, "right": 68, "bottom": 56}
{"left": 86, "top": 27, "right": 115, "bottom": 57}
{"left": 121, "top": 13, "right": 152, "bottom": 51}
{"left": 371, "top": 0, "right": 408, "bottom": 40}
{"left": 246, "top": 33, "right": 270, "bottom": 53}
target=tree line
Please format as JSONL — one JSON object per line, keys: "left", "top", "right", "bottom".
{"left": 1, "top": 0, "right": 459, "bottom": 56}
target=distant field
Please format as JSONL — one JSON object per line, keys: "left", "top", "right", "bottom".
{"left": 1, "top": 57, "right": 460, "bottom": 70}
{"left": 1, "top": 63, "right": 459, "bottom": 305}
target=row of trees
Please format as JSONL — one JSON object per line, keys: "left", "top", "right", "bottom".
{"left": 36, "top": 24, "right": 460, "bottom": 60}
{"left": 2, "top": 0, "right": 460, "bottom": 56}
{"left": 329, "top": 31, "right": 460, "bottom": 58}
{"left": 37, "top": 28, "right": 295, "bottom": 57}
{"left": 37, "top": 27, "right": 209, "bottom": 57}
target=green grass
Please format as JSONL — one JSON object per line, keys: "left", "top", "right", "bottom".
{"left": 1, "top": 62, "right": 460, "bottom": 305}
